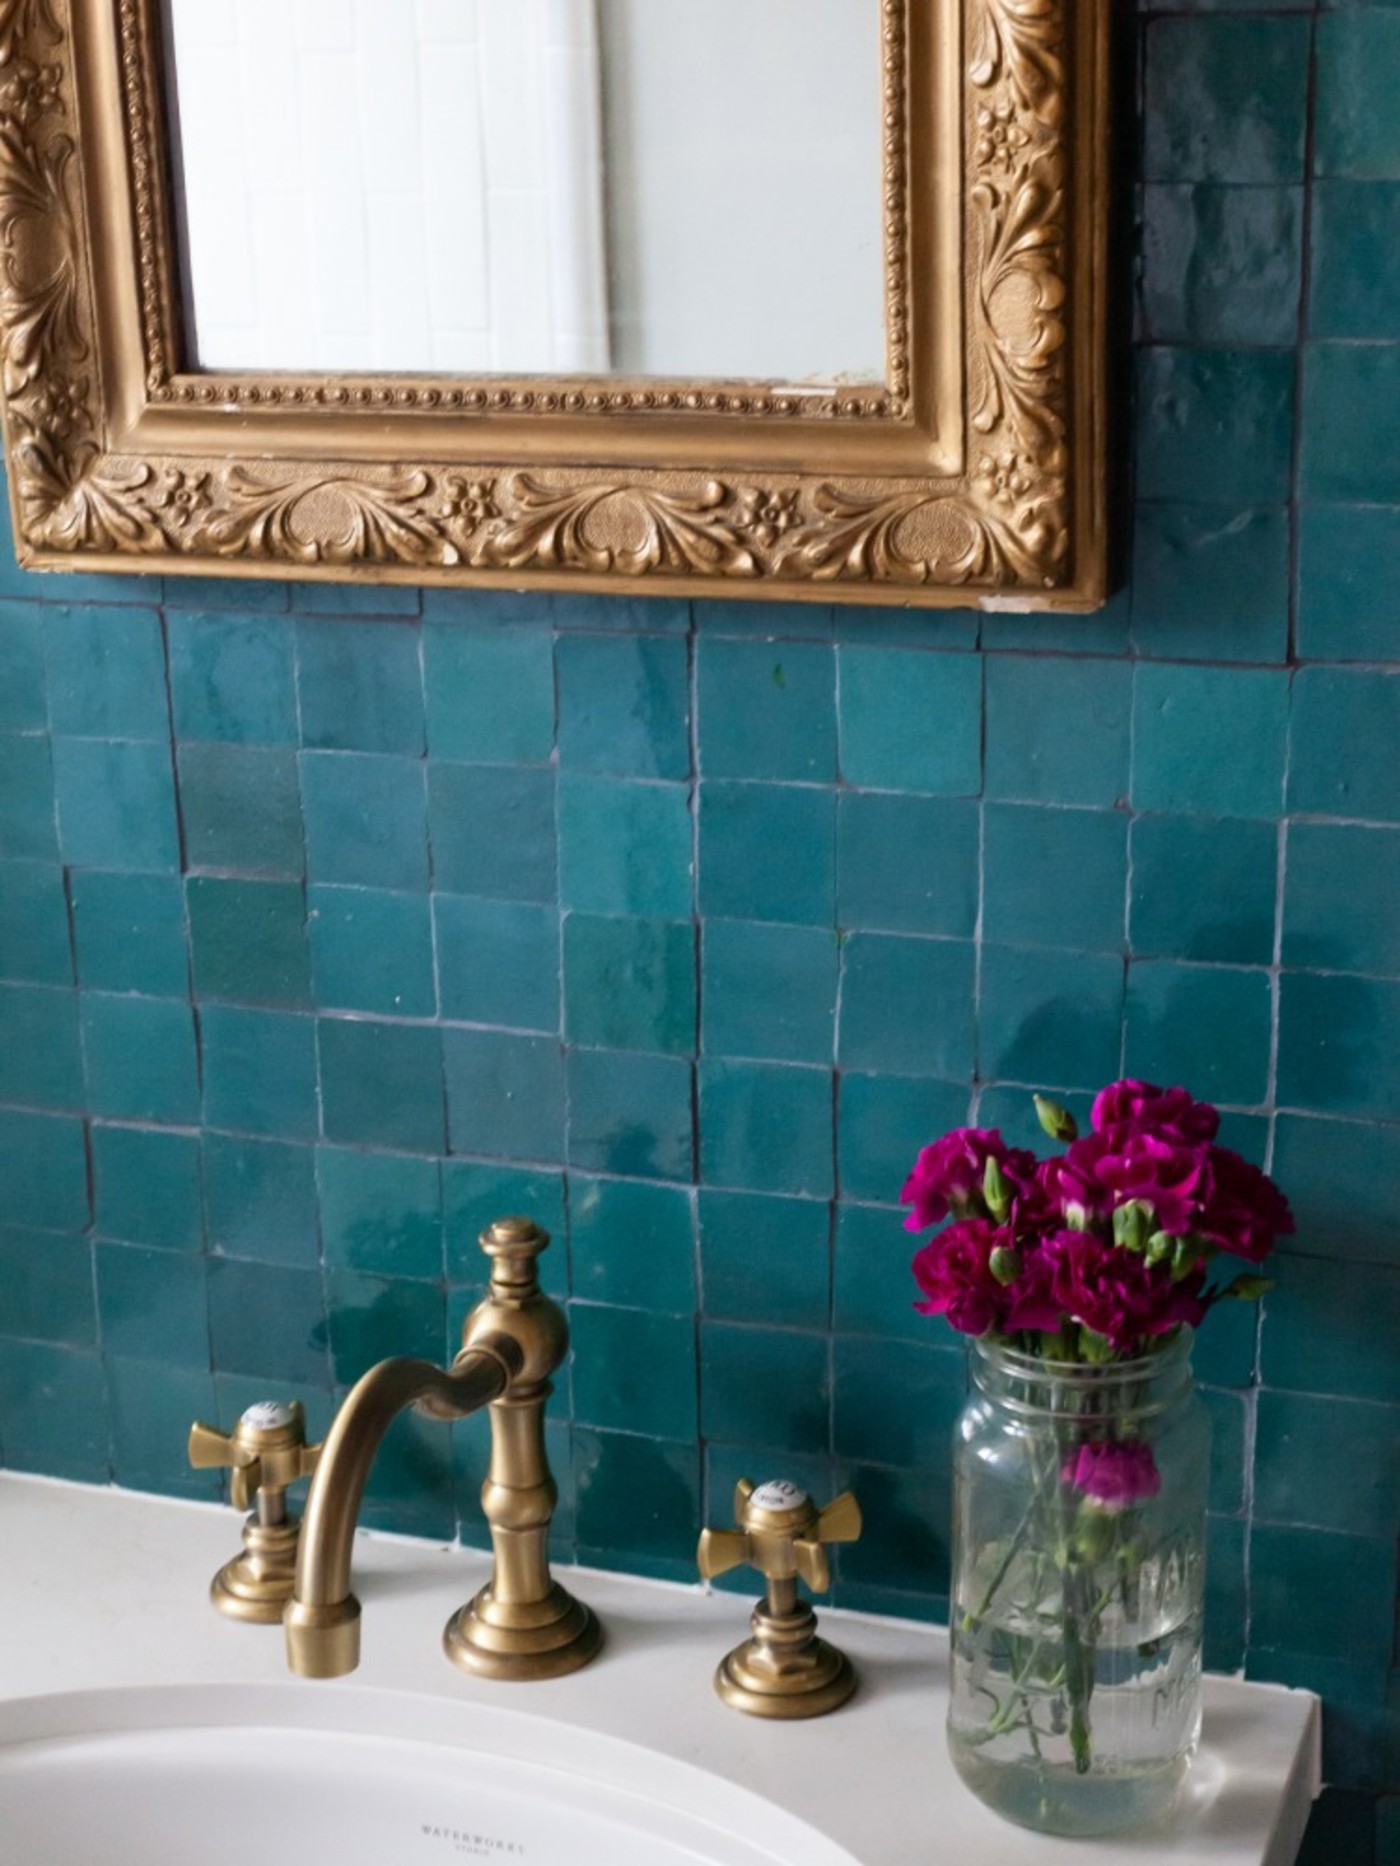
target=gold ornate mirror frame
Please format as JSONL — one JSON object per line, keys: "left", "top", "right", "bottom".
{"left": 0, "top": 0, "right": 1109, "bottom": 610}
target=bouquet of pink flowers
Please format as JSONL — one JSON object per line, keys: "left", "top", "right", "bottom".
{"left": 903, "top": 1078, "right": 1292, "bottom": 1366}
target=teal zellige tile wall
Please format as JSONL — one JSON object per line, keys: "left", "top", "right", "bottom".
{"left": 2, "top": 3, "right": 1400, "bottom": 1858}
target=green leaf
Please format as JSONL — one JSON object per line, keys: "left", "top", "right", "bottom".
{"left": 1221, "top": 1273, "right": 1272, "bottom": 1302}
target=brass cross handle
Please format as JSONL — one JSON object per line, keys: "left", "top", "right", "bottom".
{"left": 698, "top": 1478, "right": 862, "bottom": 1598}
{"left": 187, "top": 1401, "right": 323, "bottom": 1624}
{"left": 189, "top": 1399, "right": 321, "bottom": 1513}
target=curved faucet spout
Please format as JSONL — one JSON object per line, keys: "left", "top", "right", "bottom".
{"left": 285, "top": 1348, "right": 510, "bottom": 1677}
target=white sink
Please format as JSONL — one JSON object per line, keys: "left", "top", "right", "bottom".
{"left": 0, "top": 1684, "right": 859, "bottom": 1866}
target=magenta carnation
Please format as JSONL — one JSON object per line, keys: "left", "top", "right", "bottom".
{"left": 1197, "top": 1146, "right": 1295, "bottom": 1263}
{"left": 901, "top": 1128, "right": 1037, "bottom": 1233}
{"left": 1041, "top": 1228, "right": 1209, "bottom": 1353}
{"left": 1062, "top": 1439, "right": 1162, "bottom": 1513}
{"left": 911, "top": 1218, "right": 1015, "bottom": 1335}
{"left": 1091, "top": 1079, "right": 1220, "bottom": 1147}
{"left": 1093, "top": 1132, "right": 1213, "bottom": 1236}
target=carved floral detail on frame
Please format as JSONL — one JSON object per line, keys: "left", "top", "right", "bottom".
{"left": 0, "top": 0, "right": 1083, "bottom": 598}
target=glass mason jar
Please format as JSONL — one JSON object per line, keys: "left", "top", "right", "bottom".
{"left": 947, "top": 1332, "right": 1210, "bottom": 1837}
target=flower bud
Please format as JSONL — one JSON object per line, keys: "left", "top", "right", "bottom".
{"left": 983, "top": 1155, "right": 1012, "bottom": 1222}
{"left": 1035, "top": 1094, "right": 1079, "bottom": 1143}
{"left": 1170, "top": 1238, "right": 1199, "bottom": 1283}
{"left": 1145, "top": 1230, "right": 1174, "bottom": 1266}
{"left": 988, "top": 1245, "right": 1021, "bottom": 1286}
{"left": 1222, "top": 1273, "right": 1272, "bottom": 1302}
{"left": 1065, "top": 1201, "right": 1091, "bottom": 1232}
{"left": 1113, "top": 1200, "right": 1151, "bottom": 1253}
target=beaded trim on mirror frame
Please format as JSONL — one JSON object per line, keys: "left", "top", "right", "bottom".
{"left": 0, "top": 0, "right": 1104, "bottom": 605}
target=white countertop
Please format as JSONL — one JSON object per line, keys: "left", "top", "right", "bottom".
{"left": 0, "top": 1474, "right": 1320, "bottom": 1864}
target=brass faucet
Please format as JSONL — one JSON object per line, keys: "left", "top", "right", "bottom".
{"left": 283, "top": 1216, "right": 601, "bottom": 1683}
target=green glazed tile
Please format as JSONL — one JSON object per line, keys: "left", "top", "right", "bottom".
{"left": 1255, "top": 1390, "right": 1400, "bottom": 1538}
{"left": 53, "top": 738, "right": 179, "bottom": 872}
{"left": 70, "top": 871, "right": 187, "bottom": 997}
{"left": 699, "top": 782, "right": 835, "bottom": 926}
{"left": 833, "top": 1200, "right": 928, "bottom": 1341}
{"left": 0, "top": 860, "right": 70, "bottom": 984}
{"left": 317, "top": 1147, "right": 442, "bottom": 1279}
{"left": 980, "top": 595, "right": 1129, "bottom": 659}
{"left": 572, "top": 1427, "right": 701, "bottom": 1579}
{"left": 1144, "top": 16, "right": 1310, "bottom": 182}
{"left": 1249, "top": 1524, "right": 1395, "bottom": 1661}
{"left": 836, "top": 603, "right": 978, "bottom": 650}
{"left": 1302, "top": 346, "right": 1400, "bottom": 502}
{"left": 984, "top": 805, "right": 1127, "bottom": 953}
{"left": 1262, "top": 1256, "right": 1400, "bottom": 1404}
{"left": 352, "top": 1405, "right": 455, "bottom": 1542}
{"left": 92, "top": 1125, "right": 203, "bottom": 1251}
{"left": 421, "top": 588, "right": 552, "bottom": 629}
{"left": 207, "top": 1257, "right": 329, "bottom": 1385}
{"left": 310, "top": 884, "right": 436, "bottom": 1017}
{"left": 985, "top": 658, "right": 1132, "bottom": 807}
{"left": 295, "top": 618, "right": 425, "bottom": 754}
{"left": 203, "top": 1132, "right": 320, "bottom": 1268}
{"left": 81, "top": 992, "right": 198, "bottom": 1123}
{"left": 1310, "top": 182, "right": 1400, "bottom": 337}
{"left": 443, "top": 1028, "right": 566, "bottom": 1164}
{"left": 837, "top": 649, "right": 982, "bottom": 795}
{"left": 701, "top": 919, "right": 835, "bottom": 1064}
{"left": 832, "top": 1461, "right": 951, "bottom": 1599}
{"left": 435, "top": 894, "right": 556, "bottom": 1030}
{"left": 106, "top": 1358, "right": 220, "bottom": 1500}
{"left": 1200, "top": 1386, "right": 1245, "bottom": 1514}
{"left": 428, "top": 764, "right": 556, "bottom": 902}
{"left": 1298, "top": 506, "right": 1400, "bottom": 661}
{"left": 442, "top": 1161, "right": 567, "bottom": 1285}
{"left": 188, "top": 877, "right": 310, "bottom": 1008}
{"left": 200, "top": 1004, "right": 319, "bottom": 1139}
{"left": 557, "top": 777, "right": 693, "bottom": 920}
{"left": 1204, "top": 1516, "right": 1246, "bottom": 1675}
{"left": 1133, "top": 663, "right": 1288, "bottom": 817}
{"left": 300, "top": 752, "right": 429, "bottom": 892}
{"left": 557, "top": 634, "right": 690, "bottom": 780}
{"left": 1315, "top": 10, "right": 1400, "bottom": 178}
{"left": 1272, "top": 1115, "right": 1400, "bottom": 1264}
{"left": 979, "top": 947, "right": 1125, "bottom": 1090}
{"left": 696, "top": 598, "right": 835, "bottom": 642}
{"left": 833, "top": 1335, "right": 965, "bottom": 1468}
{"left": 318, "top": 1018, "right": 446, "bottom": 1154}
{"left": 1135, "top": 349, "right": 1295, "bottom": 504}
{"left": 837, "top": 793, "right": 978, "bottom": 937}
{"left": 1124, "top": 961, "right": 1272, "bottom": 1105}
{"left": 168, "top": 580, "right": 290, "bottom": 615}
{"left": 838, "top": 1074, "right": 970, "bottom": 1207}
{"left": 550, "top": 594, "right": 690, "bottom": 636}
{"left": 699, "top": 1189, "right": 830, "bottom": 1330}
{"left": 96, "top": 1242, "right": 209, "bottom": 1368}
{"left": 1252, "top": 1657, "right": 1398, "bottom": 1797}
{"left": 569, "top": 1175, "right": 696, "bottom": 1312}
{"left": 291, "top": 583, "right": 419, "bottom": 618}
{"left": 1289, "top": 669, "right": 1400, "bottom": 821}
{"left": 1131, "top": 815, "right": 1279, "bottom": 965}
{"left": 167, "top": 610, "right": 298, "bottom": 745}
{"left": 0, "top": 1340, "right": 108, "bottom": 1480}
{"left": 566, "top": 1048, "right": 693, "bottom": 1182}
{"left": 0, "top": 1108, "right": 88, "bottom": 1231}
{"left": 1284, "top": 824, "right": 1400, "bottom": 975}
{"left": 1277, "top": 972, "right": 1400, "bottom": 1119}
{"left": 700, "top": 1322, "right": 830, "bottom": 1453}
{"left": 0, "top": 734, "right": 55, "bottom": 861}
{"left": 1140, "top": 185, "right": 1303, "bottom": 345}
{"left": 177, "top": 743, "right": 303, "bottom": 876}
{"left": 570, "top": 1305, "right": 697, "bottom": 1439}
{"left": 325, "top": 1271, "right": 446, "bottom": 1384}
{"left": 0, "top": 1228, "right": 95, "bottom": 1345}
{"left": 565, "top": 915, "right": 695, "bottom": 1056}
{"left": 423, "top": 624, "right": 554, "bottom": 764}
{"left": 1130, "top": 505, "right": 1290, "bottom": 663}
{"left": 0, "top": 606, "right": 46, "bottom": 731}
{"left": 698, "top": 1059, "right": 832, "bottom": 1197}
{"left": 697, "top": 638, "right": 836, "bottom": 782}
{"left": 42, "top": 605, "right": 168, "bottom": 740}
{"left": 0, "top": 982, "right": 80, "bottom": 1108}
{"left": 839, "top": 934, "right": 976, "bottom": 1077}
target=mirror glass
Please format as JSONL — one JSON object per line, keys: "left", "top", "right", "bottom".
{"left": 161, "top": 0, "right": 886, "bottom": 384}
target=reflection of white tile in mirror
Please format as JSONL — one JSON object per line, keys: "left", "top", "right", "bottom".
{"left": 162, "top": 0, "right": 884, "bottom": 385}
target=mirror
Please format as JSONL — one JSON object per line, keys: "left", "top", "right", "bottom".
{"left": 163, "top": 0, "right": 887, "bottom": 385}
{"left": 0, "top": 0, "right": 1109, "bottom": 610}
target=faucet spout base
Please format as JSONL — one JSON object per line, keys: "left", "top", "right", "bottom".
{"left": 284, "top": 1595, "right": 362, "bottom": 1678}
{"left": 444, "top": 1583, "right": 602, "bottom": 1682}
